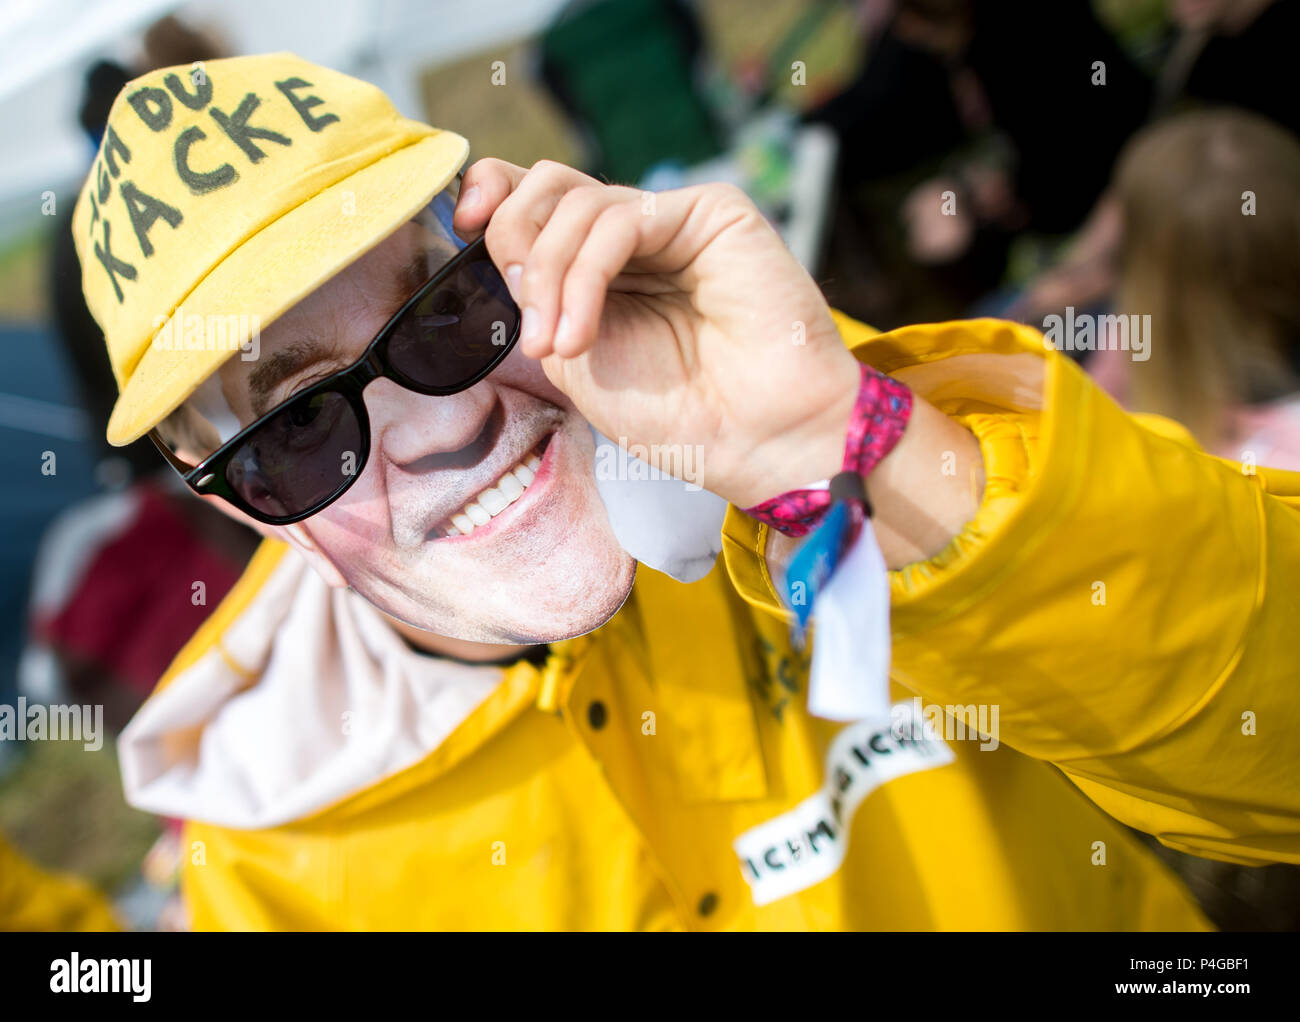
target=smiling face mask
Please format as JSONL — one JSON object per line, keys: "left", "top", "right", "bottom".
{"left": 156, "top": 187, "right": 725, "bottom": 647}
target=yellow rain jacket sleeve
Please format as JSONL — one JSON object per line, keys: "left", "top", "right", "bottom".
{"left": 724, "top": 314, "right": 1300, "bottom": 868}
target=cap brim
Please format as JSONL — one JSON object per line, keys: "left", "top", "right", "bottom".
{"left": 106, "top": 130, "right": 470, "bottom": 446}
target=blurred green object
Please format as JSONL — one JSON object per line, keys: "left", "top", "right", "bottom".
{"left": 1095, "top": 0, "right": 1168, "bottom": 41}
{"left": 1094, "top": 0, "right": 1170, "bottom": 70}
{"left": 538, "top": 0, "right": 725, "bottom": 184}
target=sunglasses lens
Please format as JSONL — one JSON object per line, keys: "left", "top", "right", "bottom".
{"left": 202, "top": 243, "right": 514, "bottom": 524}
{"left": 385, "top": 253, "right": 519, "bottom": 391}
{"left": 225, "top": 390, "right": 362, "bottom": 519}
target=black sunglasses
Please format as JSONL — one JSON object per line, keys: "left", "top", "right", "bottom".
{"left": 151, "top": 236, "right": 520, "bottom": 525}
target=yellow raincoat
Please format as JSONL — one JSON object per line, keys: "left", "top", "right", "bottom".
{"left": 131, "top": 315, "right": 1300, "bottom": 930}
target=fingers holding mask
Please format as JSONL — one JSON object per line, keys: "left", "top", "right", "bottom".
{"left": 457, "top": 159, "right": 652, "bottom": 357}
{"left": 474, "top": 160, "right": 597, "bottom": 277}
{"left": 455, "top": 157, "right": 597, "bottom": 253}
{"left": 452, "top": 158, "right": 525, "bottom": 239}
{"left": 550, "top": 202, "right": 646, "bottom": 358}
{"left": 515, "top": 185, "right": 644, "bottom": 358}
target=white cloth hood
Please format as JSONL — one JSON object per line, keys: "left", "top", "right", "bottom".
{"left": 118, "top": 548, "right": 503, "bottom": 830}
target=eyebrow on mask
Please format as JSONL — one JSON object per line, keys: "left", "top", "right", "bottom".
{"left": 247, "top": 248, "right": 456, "bottom": 417}
{"left": 392, "top": 247, "right": 436, "bottom": 306}
{"left": 248, "top": 340, "right": 337, "bottom": 418}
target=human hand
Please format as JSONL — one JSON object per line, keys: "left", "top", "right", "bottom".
{"left": 453, "top": 159, "right": 860, "bottom": 508}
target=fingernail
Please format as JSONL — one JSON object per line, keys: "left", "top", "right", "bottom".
{"left": 505, "top": 264, "right": 522, "bottom": 303}
{"left": 554, "top": 313, "right": 572, "bottom": 348}
{"left": 520, "top": 306, "right": 539, "bottom": 348}
{"left": 460, "top": 184, "right": 481, "bottom": 209}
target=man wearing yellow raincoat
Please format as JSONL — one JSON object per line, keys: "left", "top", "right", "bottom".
{"left": 54, "top": 54, "right": 1299, "bottom": 930}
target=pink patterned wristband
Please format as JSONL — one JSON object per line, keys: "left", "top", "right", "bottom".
{"left": 743, "top": 362, "right": 913, "bottom": 537}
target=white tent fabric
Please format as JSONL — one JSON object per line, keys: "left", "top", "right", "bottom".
{"left": 0, "top": 0, "right": 566, "bottom": 240}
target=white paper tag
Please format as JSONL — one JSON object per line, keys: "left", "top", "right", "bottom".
{"left": 806, "top": 517, "right": 892, "bottom": 721}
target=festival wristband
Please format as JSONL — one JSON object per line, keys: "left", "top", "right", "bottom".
{"left": 743, "top": 363, "right": 913, "bottom": 537}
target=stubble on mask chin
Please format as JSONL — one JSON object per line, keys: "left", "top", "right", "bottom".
{"left": 342, "top": 409, "right": 636, "bottom": 645}
{"left": 358, "top": 551, "right": 638, "bottom": 646}
{"left": 492, "top": 552, "right": 637, "bottom": 644}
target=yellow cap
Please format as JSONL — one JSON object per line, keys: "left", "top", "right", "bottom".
{"left": 72, "top": 52, "right": 469, "bottom": 446}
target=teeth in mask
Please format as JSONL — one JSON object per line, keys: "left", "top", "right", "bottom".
{"left": 479, "top": 488, "right": 507, "bottom": 515}
{"left": 439, "top": 445, "right": 545, "bottom": 538}
{"left": 499, "top": 473, "right": 524, "bottom": 500}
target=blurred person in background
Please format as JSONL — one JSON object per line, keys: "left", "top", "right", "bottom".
{"left": 893, "top": 0, "right": 1152, "bottom": 253}
{"left": 809, "top": 0, "right": 1152, "bottom": 325}
{"left": 1009, "top": 0, "right": 1299, "bottom": 329}
{"left": 1088, "top": 110, "right": 1300, "bottom": 468}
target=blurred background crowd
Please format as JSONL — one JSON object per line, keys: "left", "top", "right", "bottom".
{"left": 1, "top": 0, "right": 1298, "bottom": 930}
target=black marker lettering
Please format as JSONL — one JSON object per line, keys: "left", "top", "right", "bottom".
{"left": 120, "top": 181, "right": 183, "bottom": 258}
{"left": 128, "top": 86, "right": 173, "bottom": 131}
{"left": 164, "top": 71, "right": 212, "bottom": 111}
{"left": 174, "top": 126, "right": 237, "bottom": 194}
{"left": 805, "top": 819, "right": 835, "bottom": 853}
{"left": 94, "top": 220, "right": 137, "bottom": 302}
{"left": 275, "top": 77, "right": 340, "bottom": 132}
{"left": 210, "top": 93, "right": 292, "bottom": 163}
{"left": 102, "top": 127, "right": 131, "bottom": 178}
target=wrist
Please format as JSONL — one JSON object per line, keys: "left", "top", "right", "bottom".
{"left": 719, "top": 360, "right": 859, "bottom": 509}
{"left": 739, "top": 360, "right": 913, "bottom": 536}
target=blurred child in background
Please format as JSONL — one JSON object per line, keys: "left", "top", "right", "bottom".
{"left": 1090, "top": 109, "right": 1300, "bottom": 468}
